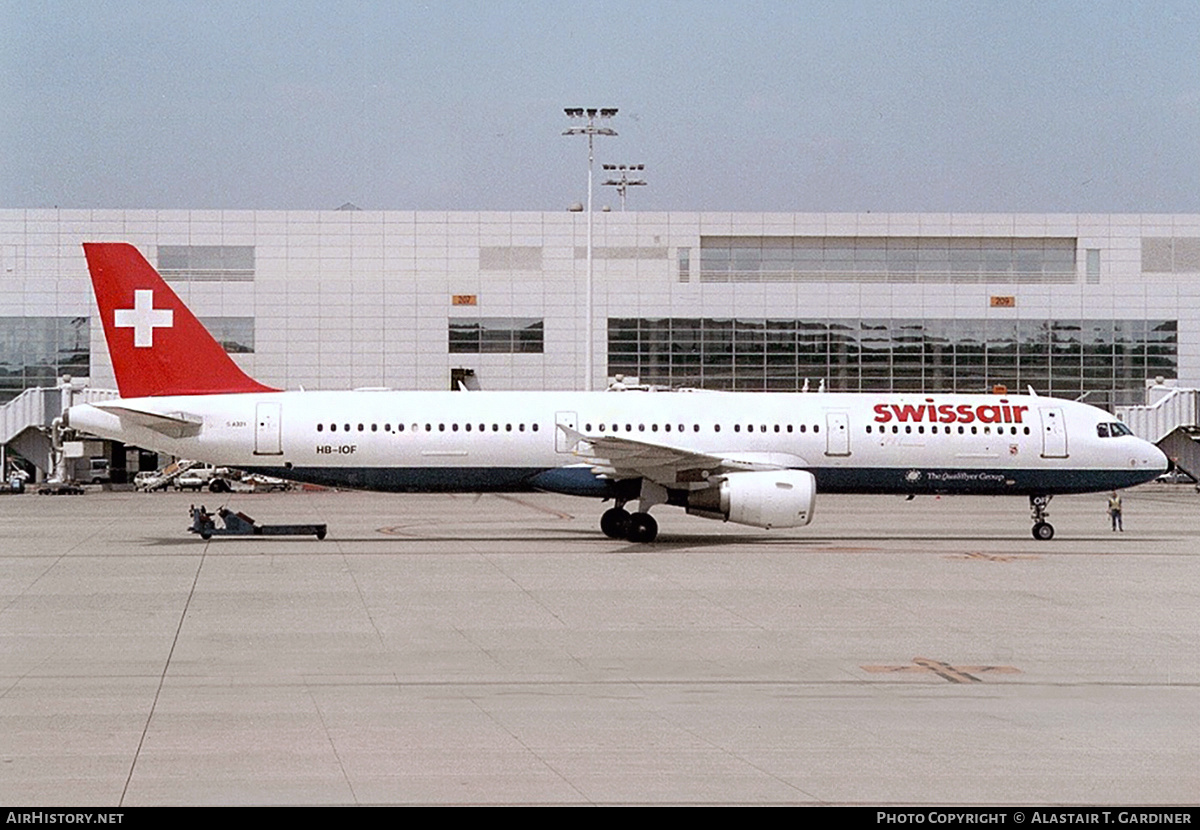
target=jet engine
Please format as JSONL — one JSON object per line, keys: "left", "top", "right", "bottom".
{"left": 684, "top": 469, "right": 816, "bottom": 529}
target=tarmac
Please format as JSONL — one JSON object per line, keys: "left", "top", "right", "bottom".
{"left": 1, "top": 484, "right": 1198, "bottom": 806}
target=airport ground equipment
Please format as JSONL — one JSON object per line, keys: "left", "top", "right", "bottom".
{"left": 188, "top": 504, "right": 326, "bottom": 540}
{"left": 37, "top": 483, "right": 85, "bottom": 495}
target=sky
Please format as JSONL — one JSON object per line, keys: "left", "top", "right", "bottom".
{"left": 2, "top": 0, "right": 1198, "bottom": 213}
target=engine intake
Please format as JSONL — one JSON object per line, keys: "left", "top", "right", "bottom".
{"left": 685, "top": 469, "right": 816, "bottom": 529}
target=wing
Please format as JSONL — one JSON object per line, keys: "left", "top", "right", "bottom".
{"left": 556, "top": 424, "right": 808, "bottom": 488}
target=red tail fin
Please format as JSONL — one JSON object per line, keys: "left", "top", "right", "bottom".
{"left": 83, "top": 242, "right": 279, "bottom": 397}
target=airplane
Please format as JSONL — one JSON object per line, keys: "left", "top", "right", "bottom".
{"left": 65, "top": 242, "right": 1169, "bottom": 542}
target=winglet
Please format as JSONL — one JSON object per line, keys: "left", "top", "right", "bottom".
{"left": 83, "top": 243, "right": 279, "bottom": 397}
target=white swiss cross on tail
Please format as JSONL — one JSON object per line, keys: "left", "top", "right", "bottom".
{"left": 114, "top": 289, "right": 173, "bottom": 347}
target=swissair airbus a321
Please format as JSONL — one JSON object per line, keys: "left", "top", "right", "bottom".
{"left": 66, "top": 242, "right": 1168, "bottom": 542}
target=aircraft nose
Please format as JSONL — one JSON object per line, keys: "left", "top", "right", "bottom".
{"left": 1145, "top": 441, "right": 1169, "bottom": 473}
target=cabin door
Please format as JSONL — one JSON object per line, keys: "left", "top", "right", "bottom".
{"left": 255, "top": 402, "right": 283, "bottom": 455}
{"left": 1039, "top": 407, "right": 1068, "bottom": 458}
{"left": 825, "top": 411, "right": 851, "bottom": 456}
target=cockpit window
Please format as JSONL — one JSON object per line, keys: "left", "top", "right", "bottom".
{"left": 1097, "top": 423, "right": 1109, "bottom": 438}
{"left": 1098, "top": 422, "right": 1134, "bottom": 438}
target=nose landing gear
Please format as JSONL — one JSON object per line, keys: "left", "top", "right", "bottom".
{"left": 1030, "top": 495, "right": 1054, "bottom": 540}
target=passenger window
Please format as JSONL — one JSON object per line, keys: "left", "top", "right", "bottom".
{"left": 371, "top": 424, "right": 378, "bottom": 432}
{"left": 532, "top": 423, "right": 539, "bottom": 432}
{"left": 317, "top": 424, "right": 324, "bottom": 432}
{"left": 519, "top": 424, "right": 525, "bottom": 431}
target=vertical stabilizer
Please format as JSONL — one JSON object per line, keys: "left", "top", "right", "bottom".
{"left": 83, "top": 242, "right": 279, "bottom": 397}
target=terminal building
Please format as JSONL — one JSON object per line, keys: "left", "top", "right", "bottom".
{"left": 2, "top": 208, "right": 1199, "bottom": 478}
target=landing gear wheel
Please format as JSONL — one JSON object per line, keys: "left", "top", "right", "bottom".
{"left": 627, "top": 512, "right": 658, "bottom": 543}
{"left": 600, "top": 508, "right": 632, "bottom": 539}
{"left": 1029, "top": 495, "right": 1054, "bottom": 541}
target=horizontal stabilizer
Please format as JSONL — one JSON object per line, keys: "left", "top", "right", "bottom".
{"left": 96, "top": 403, "right": 203, "bottom": 438}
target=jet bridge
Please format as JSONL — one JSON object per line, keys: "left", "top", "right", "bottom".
{"left": 0, "top": 381, "right": 119, "bottom": 482}
{"left": 1115, "top": 383, "right": 1200, "bottom": 481}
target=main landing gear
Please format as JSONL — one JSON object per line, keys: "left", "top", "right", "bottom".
{"left": 600, "top": 503, "right": 658, "bottom": 543}
{"left": 1030, "top": 495, "right": 1054, "bottom": 541}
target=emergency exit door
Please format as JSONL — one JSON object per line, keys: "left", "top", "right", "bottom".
{"left": 555, "top": 411, "right": 578, "bottom": 453}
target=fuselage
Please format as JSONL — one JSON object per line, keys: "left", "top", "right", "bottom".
{"left": 67, "top": 389, "right": 1167, "bottom": 498}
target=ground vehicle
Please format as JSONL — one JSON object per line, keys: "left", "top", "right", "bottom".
{"left": 87, "top": 458, "right": 110, "bottom": 484}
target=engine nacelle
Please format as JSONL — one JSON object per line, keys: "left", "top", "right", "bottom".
{"left": 685, "top": 469, "right": 816, "bottom": 529}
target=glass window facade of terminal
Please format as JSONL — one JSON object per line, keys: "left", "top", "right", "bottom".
{"left": 608, "top": 318, "right": 1177, "bottom": 405}
{"left": 699, "top": 237, "right": 1077, "bottom": 283}
{"left": 198, "top": 317, "right": 256, "bottom": 354}
{"left": 449, "top": 319, "right": 544, "bottom": 354}
{"left": 0, "top": 317, "right": 90, "bottom": 402}
{"left": 157, "top": 246, "right": 255, "bottom": 281}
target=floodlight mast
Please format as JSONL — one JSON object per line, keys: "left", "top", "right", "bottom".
{"left": 602, "top": 164, "right": 647, "bottom": 212}
{"left": 563, "top": 107, "right": 618, "bottom": 392}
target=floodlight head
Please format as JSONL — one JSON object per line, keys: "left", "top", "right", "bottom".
{"left": 600, "top": 108, "right": 618, "bottom": 117}
{"left": 564, "top": 107, "right": 584, "bottom": 117}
